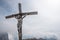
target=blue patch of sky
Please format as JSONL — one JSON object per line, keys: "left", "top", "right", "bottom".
{"left": 0, "top": 0, "right": 14, "bottom": 21}
{"left": 0, "top": 0, "right": 13, "bottom": 14}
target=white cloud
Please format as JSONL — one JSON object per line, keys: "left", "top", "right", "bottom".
{"left": 22, "top": 0, "right": 60, "bottom": 39}
{"left": 8, "top": 33, "right": 14, "bottom": 40}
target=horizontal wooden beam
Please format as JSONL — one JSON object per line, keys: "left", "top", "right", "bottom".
{"left": 22, "top": 12, "right": 37, "bottom": 15}
{"left": 5, "top": 12, "right": 38, "bottom": 19}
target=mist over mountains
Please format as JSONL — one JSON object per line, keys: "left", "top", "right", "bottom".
{"left": 22, "top": 33, "right": 57, "bottom": 40}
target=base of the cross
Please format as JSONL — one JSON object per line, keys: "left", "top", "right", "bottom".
{"left": 18, "top": 33, "right": 22, "bottom": 40}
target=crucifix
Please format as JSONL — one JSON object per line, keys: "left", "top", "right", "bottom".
{"left": 5, "top": 3, "right": 37, "bottom": 40}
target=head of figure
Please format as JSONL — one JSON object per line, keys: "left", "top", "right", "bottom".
{"left": 15, "top": 15, "right": 22, "bottom": 19}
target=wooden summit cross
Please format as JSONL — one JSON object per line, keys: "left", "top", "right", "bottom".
{"left": 5, "top": 3, "right": 37, "bottom": 40}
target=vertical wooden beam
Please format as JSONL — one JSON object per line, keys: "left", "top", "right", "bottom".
{"left": 18, "top": 3, "right": 22, "bottom": 40}
{"left": 18, "top": 3, "right": 22, "bottom": 13}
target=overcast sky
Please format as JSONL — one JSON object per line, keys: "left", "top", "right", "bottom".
{"left": 0, "top": 0, "right": 60, "bottom": 40}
